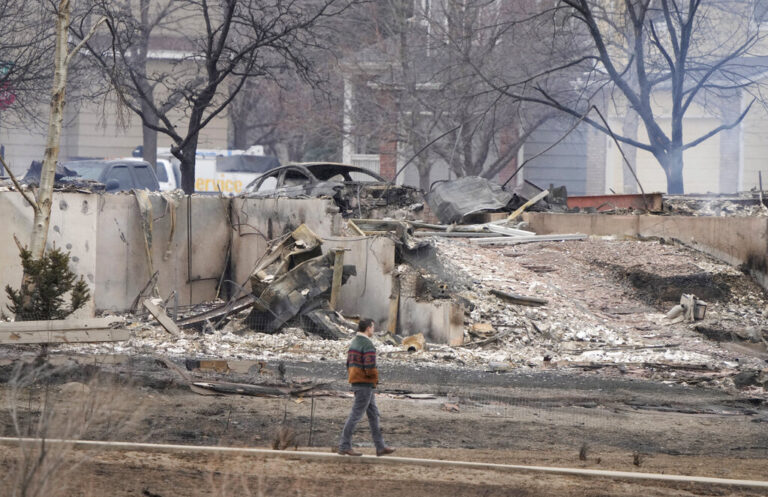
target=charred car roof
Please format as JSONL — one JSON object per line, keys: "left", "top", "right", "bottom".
{"left": 278, "top": 162, "right": 387, "bottom": 182}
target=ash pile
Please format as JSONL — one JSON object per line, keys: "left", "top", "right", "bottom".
{"left": 663, "top": 192, "right": 768, "bottom": 217}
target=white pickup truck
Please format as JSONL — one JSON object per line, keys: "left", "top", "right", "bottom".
{"left": 140, "top": 157, "right": 181, "bottom": 191}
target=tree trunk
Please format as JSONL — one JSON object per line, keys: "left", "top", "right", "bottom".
{"left": 29, "top": 0, "right": 71, "bottom": 260}
{"left": 231, "top": 107, "right": 250, "bottom": 150}
{"left": 138, "top": 0, "right": 156, "bottom": 169}
{"left": 141, "top": 101, "right": 158, "bottom": 169}
{"left": 417, "top": 163, "right": 430, "bottom": 192}
{"left": 175, "top": 99, "right": 212, "bottom": 194}
{"left": 663, "top": 147, "right": 685, "bottom": 194}
{"left": 174, "top": 136, "right": 199, "bottom": 194}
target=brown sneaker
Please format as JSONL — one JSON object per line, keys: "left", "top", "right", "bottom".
{"left": 338, "top": 448, "right": 362, "bottom": 456}
{"left": 376, "top": 447, "right": 395, "bottom": 457}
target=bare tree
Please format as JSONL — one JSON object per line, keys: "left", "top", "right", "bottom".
{"left": 343, "top": 0, "right": 554, "bottom": 190}
{"left": 28, "top": 1, "right": 105, "bottom": 261}
{"left": 481, "top": 0, "right": 767, "bottom": 194}
{"left": 0, "top": 1, "right": 54, "bottom": 126}
{"left": 411, "top": 0, "right": 552, "bottom": 184}
{"left": 229, "top": 64, "right": 343, "bottom": 162}
{"left": 0, "top": 1, "right": 104, "bottom": 320}
{"left": 84, "top": 0, "right": 185, "bottom": 169}
{"left": 79, "top": 0, "right": 354, "bottom": 194}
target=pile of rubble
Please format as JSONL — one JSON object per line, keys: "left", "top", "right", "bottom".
{"left": 44, "top": 233, "right": 767, "bottom": 397}
{"left": 663, "top": 193, "right": 768, "bottom": 217}
{"left": 5, "top": 172, "right": 766, "bottom": 397}
{"left": 433, "top": 237, "right": 768, "bottom": 390}
{"left": 426, "top": 176, "right": 567, "bottom": 224}
{"left": 346, "top": 184, "right": 426, "bottom": 220}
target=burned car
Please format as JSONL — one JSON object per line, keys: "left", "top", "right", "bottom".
{"left": 241, "top": 162, "right": 424, "bottom": 218}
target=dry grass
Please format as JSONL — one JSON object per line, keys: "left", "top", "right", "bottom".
{"left": 271, "top": 425, "right": 296, "bottom": 451}
{"left": 1, "top": 362, "right": 144, "bottom": 497}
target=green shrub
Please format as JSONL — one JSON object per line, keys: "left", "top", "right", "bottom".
{"left": 5, "top": 246, "right": 90, "bottom": 320}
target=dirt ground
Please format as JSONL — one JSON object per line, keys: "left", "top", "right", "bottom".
{"left": 0, "top": 356, "right": 767, "bottom": 496}
{"left": 2, "top": 444, "right": 767, "bottom": 497}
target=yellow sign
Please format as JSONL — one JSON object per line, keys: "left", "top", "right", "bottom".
{"left": 195, "top": 176, "right": 244, "bottom": 193}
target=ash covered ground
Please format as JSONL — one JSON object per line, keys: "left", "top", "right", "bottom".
{"left": 43, "top": 237, "right": 768, "bottom": 397}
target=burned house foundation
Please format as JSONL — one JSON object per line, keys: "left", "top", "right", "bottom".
{"left": 0, "top": 191, "right": 463, "bottom": 344}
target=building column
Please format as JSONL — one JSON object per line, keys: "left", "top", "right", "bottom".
{"left": 585, "top": 125, "right": 607, "bottom": 194}
{"left": 377, "top": 90, "right": 399, "bottom": 181}
{"left": 379, "top": 139, "right": 397, "bottom": 180}
{"left": 621, "top": 110, "right": 639, "bottom": 193}
{"left": 719, "top": 91, "right": 741, "bottom": 193}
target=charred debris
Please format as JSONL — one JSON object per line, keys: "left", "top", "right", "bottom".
{"left": 148, "top": 174, "right": 574, "bottom": 343}
{"left": 6, "top": 168, "right": 767, "bottom": 396}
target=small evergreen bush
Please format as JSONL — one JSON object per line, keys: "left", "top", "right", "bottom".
{"left": 5, "top": 246, "right": 90, "bottom": 320}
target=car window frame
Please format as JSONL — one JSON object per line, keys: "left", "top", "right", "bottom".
{"left": 254, "top": 170, "right": 282, "bottom": 194}
{"left": 304, "top": 165, "right": 385, "bottom": 183}
{"left": 132, "top": 164, "right": 159, "bottom": 190}
{"left": 278, "top": 166, "right": 315, "bottom": 188}
{"left": 105, "top": 164, "right": 134, "bottom": 191}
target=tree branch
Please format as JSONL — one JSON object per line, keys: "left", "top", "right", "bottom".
{"left": 0, "top": 154, "right": 38, "bottom": 212}
{"left": 66, "top": 16, "right": 107, "bottom": 67}
{"left": 680, "top": 35, "right": 756, "bottom": 114}
{"left": 683, "top": 97, "right": 754, "bottom": 150}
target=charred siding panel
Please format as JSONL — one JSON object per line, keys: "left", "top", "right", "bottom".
{"left": 523, "top": 123, "right": 588, "bottom": 195}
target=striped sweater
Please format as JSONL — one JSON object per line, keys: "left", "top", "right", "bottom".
{"left": 346, "top": 333, "right": 379, "bottom": 386}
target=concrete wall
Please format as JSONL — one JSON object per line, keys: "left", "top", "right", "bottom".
{"left": 0, "top": 192, "right": 464, "bottom": 343}
{"left": 95, "top": 194, "right": 229, "bottom": 311}
{"left": 322, "top": 236, "right": 395, "bottom": 331}
{"left": 525, "top": 212, "right": 768, "bottom": 290}
{"left": 230, "top": 198, "right": 344, "bottom": 289}
{"left": 399, "top": 299, "right": 464, "bottom": 346}
{"left": 0, "top": 192, "right": 98, "bottom": 318}
{"left": 1, "top": 193, "right": 343, "bottom": 314}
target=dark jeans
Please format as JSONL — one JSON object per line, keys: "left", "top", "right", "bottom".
{"left": 339, "top": 384, "right": 385, "bottom": 450}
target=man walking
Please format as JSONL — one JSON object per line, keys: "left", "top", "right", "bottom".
{"left": 338, "top": 318, "right": 395, "bottom": 457}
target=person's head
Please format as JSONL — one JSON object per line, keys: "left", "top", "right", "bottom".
{"left": 358, "top": 318, "right": 374, "bottom": 337}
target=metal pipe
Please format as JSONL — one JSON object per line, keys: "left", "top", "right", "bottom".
{"left": 1, "top": 438, "right": 766, "bottom": 489}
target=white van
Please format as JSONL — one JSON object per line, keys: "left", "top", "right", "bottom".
{"left": 157, "top": 146, "right": 279, "bottom": 196}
